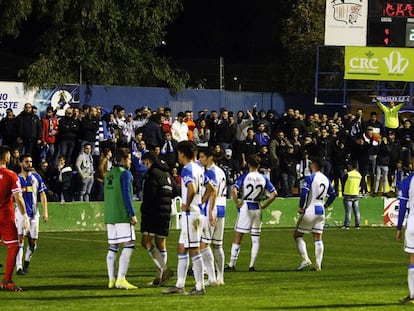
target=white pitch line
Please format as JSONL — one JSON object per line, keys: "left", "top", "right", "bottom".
{"left": 42, "top": 234, "right": 107, "bottom": 244}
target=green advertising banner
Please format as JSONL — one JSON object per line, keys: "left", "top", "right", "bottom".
{"left": 40, "top": 197, "right": 385, "bottom": 232}
{"left": 344, "top": 46, "right": 414, "bottom": 82}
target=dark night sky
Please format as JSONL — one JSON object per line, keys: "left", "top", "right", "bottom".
{"left": 163, "top": 1, "right": 290, "bottom": 89}
{"left": 165, "top": 1, "right": 287, "bottom": 62}
{"left": 0, "top": 1, "right": 290, "bottom": 90}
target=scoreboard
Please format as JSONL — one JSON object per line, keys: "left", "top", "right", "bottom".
{"left": 367, "top": 1, "right": 414, "bottom": 47}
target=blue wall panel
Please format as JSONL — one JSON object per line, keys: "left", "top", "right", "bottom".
{"left": 80, "top": 85, "right": 286, "bottom": 117}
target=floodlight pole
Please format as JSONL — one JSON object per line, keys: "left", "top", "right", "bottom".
{"left": 219, "top": 57, "right": 224, "bottom": 90}
{"left": 79, "top": 64, "right": 83, "bottom": 86}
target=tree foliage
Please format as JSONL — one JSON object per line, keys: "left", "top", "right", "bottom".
{"left": 0, "top": 0, "right": 188, "bottom": 93}
{"left": 280, "top": 0, "right": 327, "bottom": 94}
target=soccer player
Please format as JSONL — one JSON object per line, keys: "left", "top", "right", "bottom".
{"left": 0, "top": 146, "right": 30, "bottom": 291}
{"left": 162, "top": 141, "right": 206, "bottom": 295}
{"left": 225, "top": 154, "right": 277, "bottom": 272}
{"left": 140, "top": 151, "right": 174, "bottom": 286}
{"left": 15, "top": 154, "right": 48, "bottom": 275}
{"left": 294, "top": 157, "right": 336, "bottom": 272}
{"left": 104, "top": 147, "right": 138, "bottom": 290}
{"left": 198, "top": 148, "right": 227, "bottom": 286}
{"left": 396, "top": 159, "right": 414, "bottom": 304}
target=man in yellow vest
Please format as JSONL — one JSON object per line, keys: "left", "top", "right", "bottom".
{"left": 377, "top": 100, "right": 404, "bottom": 135}
{"left": 342, "top": 160, "right": 362, "bottom": 229}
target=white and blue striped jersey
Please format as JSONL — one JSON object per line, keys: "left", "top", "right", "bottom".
{"left": 18, "top": 172, "right": 47, "bottom": 218}
{"left": 181, "top": 161, "right": 204, "bottom": 213}
{"left": 299, "top": 171, "right": 336, "bottom": 210}
{"left": 234, "top": 171, "right": 276, "bottom": 202}
{"left": 397, "top": 173, "right": 414, "bottom": 230}
{"left": 195, "top": 159, "right": 206, "bottom": 199}
{"left": 208, "top": 164, "right": 227, "bottom": 206}
{"left": 204, "top": 164, "right": 227, "bottom": 216}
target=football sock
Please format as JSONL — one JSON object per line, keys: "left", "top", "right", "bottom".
{"left": 5, "top": 242, "right": 19, "bottom": 281}
{"left": 314, "top": 239, "right": 324, "bottom": 267}
{"left": 229, "top": 243, "right": 240, "bottom": 267}
{"left": 249, "top": 235, "right": 260, "bottom": 268}
{"left": 201, "top": 247, "right": 216, "bottom": 282}
{"left": 408, "top": 264, "right": 414, "bottom": 297}
{"left": 295, "top": 237, "right": 310, "bottom": 261}
{"left": 176, "top": 253, "right": 189, "bottom": 288}
{"left": 117, "top": 244, "right": 134, "bottom": 280}
{"left": 192, "top": 253, "right": 205, "bottom": 291}
{"left": 160, "top": 249, "right": 167, "bottom": 265}
{"left": 25, "top": 244, "right": 36, "bottom": 262}
{"left": 15, "top": 243, "right": 24, "bottom": 269}
{"left": 106, "top": 246, "right": 119, "bottom": 281}
{"left": 213, "top": 245, "right": 225, "bottom": 280}
{"left": 148, "top": 245, "right": 165, "bottom": 271}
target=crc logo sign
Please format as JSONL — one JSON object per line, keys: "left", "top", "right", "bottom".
{"left": 383, "top": 51, "right": 409, "bottom": 74}
{"left": 349, "top": 50, "right": 409, "bottom": 75}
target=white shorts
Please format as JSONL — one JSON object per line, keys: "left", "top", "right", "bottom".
{"left": 178, "top": 212, "right": 203, "bottom": 248}
{"left": 107, "top": 223, "right": 136, "bottom": 245}
{"left": 15, "top": 209, "right": 39, "bottom": 239}
{"left": 295, "top": 205, "right": 325, "bottom": 234}
{"left": 405, "top": 215, "right": 414, "bottom": 253}
{"left": 234, "top": 202, "right": 262, "bottom": 235}
{"left": 201, "top": 216, "right": 225, "bottom": 246}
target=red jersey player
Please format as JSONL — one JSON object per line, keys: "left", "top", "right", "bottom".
{"left": 0, "top": 146, "right": 30, "bottom": 292}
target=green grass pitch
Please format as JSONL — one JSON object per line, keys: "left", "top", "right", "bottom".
{"left": 0, "top": 227, "right": 410, "bottom": 310}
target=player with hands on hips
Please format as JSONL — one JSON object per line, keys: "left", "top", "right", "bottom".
{"left": 294, "top": 157, "right": 336, "bottom": 272}
{"left": 225, "top": 154, "right": 277, "bottom": 272}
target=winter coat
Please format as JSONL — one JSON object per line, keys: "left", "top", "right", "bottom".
{"left": 15, "top": 111, "right": 41, "bottom": 140}
{"left": 57, "top": 116, "right": 79, "bottom": 141}
{"left": 140, "top": 159, "right": 175, "bottom": 219}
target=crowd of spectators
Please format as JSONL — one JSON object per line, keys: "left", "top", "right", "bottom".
{"left": 0, "top": 101, "right": 410, "bottom": 201}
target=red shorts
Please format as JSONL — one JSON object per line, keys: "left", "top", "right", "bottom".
{"left": 0, "top": 221, "right": 18, "bottom": 246}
